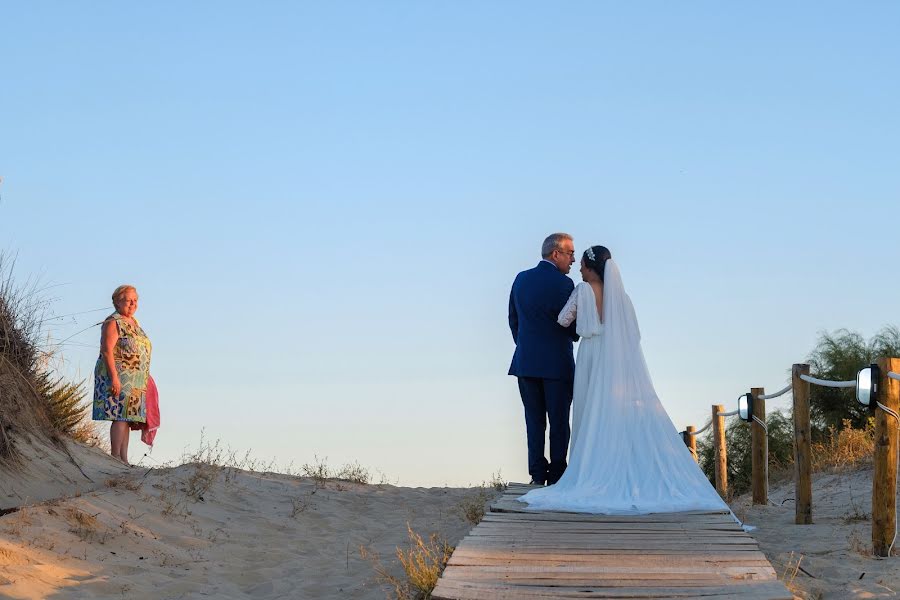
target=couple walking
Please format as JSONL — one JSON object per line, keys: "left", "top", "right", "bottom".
{"left": 508, "top": 233, "right": 727, "bottom": 514}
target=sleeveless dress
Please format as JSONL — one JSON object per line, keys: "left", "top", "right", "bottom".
{"left": 93, "top": 313, "right": 152, "bottom": 423}
{"left": 521, "top": 264, "right": 729, "bottom": 515}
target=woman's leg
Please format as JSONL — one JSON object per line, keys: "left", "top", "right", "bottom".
{"left": 110, "top": 421, "right": 129, "bottom": 464}
{"left": 119, "top": 425, "right": 130, "bottom": 465}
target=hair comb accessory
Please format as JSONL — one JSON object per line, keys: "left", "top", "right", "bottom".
{"left": 586, "top": 247, "right": 596, "bottom": 261}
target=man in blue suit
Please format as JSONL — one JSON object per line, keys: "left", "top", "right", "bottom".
{"left": 508, "top": 233, "right": 578, "bottom": 485}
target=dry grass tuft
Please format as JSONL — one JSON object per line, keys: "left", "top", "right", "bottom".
{"left": 65, "top": 507, "right": 109, "bottom": 543}
{"left": 778, "top": 551, "right": 805, "bottom": 595}
{"left": 812, "top": 418, "right": 875, "bottom": 472}
{"left": 488, "top": 470, "right": 507, "bottom": 491}
{"left": 301, "top": 455, "right": 372, "bottom": 488}
{"left": 0, "top": 255, "right": 101, "bottom": 465}
{"left": 360, "top": 524, "right": 454, "bottom": 600}
{"left": 453, "top": 488, "right": 494, "bottom": 525}
{"left": 336, "top": 460, "right": 371, "bottom": 484}
{"left": 290, "top": 494, "right": 315, "bottom": 517}
{"left": 105, "top": 476, "right": 141, "bottom": 491}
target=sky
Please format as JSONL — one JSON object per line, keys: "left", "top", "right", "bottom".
{"left": 1, "top": 2, "right": 898, "bottom": 486}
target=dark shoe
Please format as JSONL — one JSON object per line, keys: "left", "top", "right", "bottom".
{"left": 528, "top": 479, "right": 546, "bottom": 486}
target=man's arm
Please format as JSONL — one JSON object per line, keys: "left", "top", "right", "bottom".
{"left": 508, "top": 285, "right": 519, "bottom": 344}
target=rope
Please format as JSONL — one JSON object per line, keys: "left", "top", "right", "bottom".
{"left": 686, "top": 422, "right": 712, "bottom": 436}
{"left": 889, "top": 371, "right": 900, "bottom": 382}
{"left": 799, "top": 374, "right": 855, "bottom": 388}
{"left": 756, "top": 384, "right": 792, "bottom": 400}
{"left": 684, "top": 408, "right": 740, "bottom": 437}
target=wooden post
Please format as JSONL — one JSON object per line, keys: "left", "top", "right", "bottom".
{"left": 751, "top": 387, "right": 767, "bottom": 505}
{"left": 712, "top": 404, "right": 728, "bottom": 498}
{"left": 792, "top": 364, "right": 812, "bottom": 524}
{"left": 685, "top": 426, "right": 698, "bottom": 462}
{"left": 872, "top": 357, "right": 900, "bottom": 556}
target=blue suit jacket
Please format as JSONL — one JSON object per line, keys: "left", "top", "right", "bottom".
{"left": 508, "top": 261, "right": 578, "bottom": 380}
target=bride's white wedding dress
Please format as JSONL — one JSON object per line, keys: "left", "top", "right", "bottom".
{"left": 521, "top": 260, "right": 729, "bottom": 514}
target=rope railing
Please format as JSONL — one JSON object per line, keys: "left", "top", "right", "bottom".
{"left": 678, "top": 357, "right": 900, "bottom": 557}
{"left": 685, "top": 422, "right": 711, "bottom": 437}
{"left": 755, "top": 384, "right": 792, "bottom": 400}
{"left": 799, "top": 373, "right": 855, "bottom": 388}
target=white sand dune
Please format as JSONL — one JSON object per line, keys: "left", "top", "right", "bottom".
{"left": 732, "top": 466, "right": 900, "bottom": 599}
{"left": 0, "top": 441, "right": 488, "bottom": 599}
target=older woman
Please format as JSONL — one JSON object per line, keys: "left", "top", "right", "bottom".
{"left": 93, "top": 285, "right": 152, "bottom": 465}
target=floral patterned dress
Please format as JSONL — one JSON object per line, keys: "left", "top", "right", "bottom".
{"left": 93, "top": 313, "right": 152, "bottom": 423}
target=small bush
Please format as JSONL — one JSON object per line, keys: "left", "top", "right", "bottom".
{"left": 301, "top": 455, "right": 331, "bottom": 487}
{"left": 336, "top": 461, "right": 370, "bottom": 484}
{"left": 454, "top": 488, "right": 493, "bottom": 525}
{"left": 361, "top": 524, "right": 454, "bottom": 600}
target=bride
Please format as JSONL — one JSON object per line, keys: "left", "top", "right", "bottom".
{"left": 521, "top": 246, "right": 729, "bottom": 514}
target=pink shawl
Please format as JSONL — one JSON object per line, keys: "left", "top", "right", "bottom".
{"left": 130, "top": 375, "right": 160, "bottom": 446}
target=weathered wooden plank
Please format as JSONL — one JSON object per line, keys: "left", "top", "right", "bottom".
{"left": 451, "top": 548, "right": 765, "bottom": 558}
{"left": 433, "top": 579, "right": 793, "bottom": 599}
{"left": 490, "top": 501, "right": 732, "bottom": 520}
{"left": 441, "top": 569, "right": 775, "bottom": 581}
{"left": 460, "top": 535, "right": 759, "bottom": 546}
{"left": 468, "top": 531, "right": 756, "bottom": 542}
{"left": 440, "top": 564, "right": 777, "bottom": 578}
{"left": 478, "top": 517, "right": 742, "bottom": 529}
{"left": 448, "top": 553, "right": 772, "bottom": 570}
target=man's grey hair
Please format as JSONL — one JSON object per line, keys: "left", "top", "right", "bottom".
{"left": 541, "top": 233, "right": 573, "bottom": 258}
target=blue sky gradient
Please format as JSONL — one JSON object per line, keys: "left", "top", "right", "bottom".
{"left": 2, "top": 2, "right": 898, "bottom": 485}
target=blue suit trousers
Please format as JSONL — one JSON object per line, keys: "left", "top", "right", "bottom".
{"left": 518, "top": 376, "right": 573, "bottom": 485}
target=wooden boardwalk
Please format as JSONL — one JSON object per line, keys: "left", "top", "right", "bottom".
{"left": 433, "top": 483, "right": 792, "bottom": 599}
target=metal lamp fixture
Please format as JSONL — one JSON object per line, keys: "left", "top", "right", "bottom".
{"left": 856, "top": 363, "right": 880, "bottom": 410}
{"left": 738, "top": 393, "right": 753, "bottom": 422}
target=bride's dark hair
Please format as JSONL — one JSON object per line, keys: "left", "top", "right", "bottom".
{"left": 583, "top": 245, "right": 612, "bottom": 281}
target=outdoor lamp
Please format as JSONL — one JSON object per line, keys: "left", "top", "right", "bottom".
{"left": 738, "top": 393, "right": 753, "bottom": 422}
{"left": 856, "top": 363, "right": 880, "bottom": 410}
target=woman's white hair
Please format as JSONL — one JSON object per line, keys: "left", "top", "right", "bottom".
{"left": 111, "top": 285, "right": 138, "bottom": 305}
{"left": 541, "top": 233, "right": 573, "bottom": 258}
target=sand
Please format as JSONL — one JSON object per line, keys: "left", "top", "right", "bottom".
{"left": 5, "top": 439, "right": 900, "bottom": 599}
{"left": 0, "top": 440, "right": 489, "bottom": 599}
{"left": 732, "top": 466, "right": 900, "bottom": 599}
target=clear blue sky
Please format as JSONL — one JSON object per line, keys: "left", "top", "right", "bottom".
{"left": 2, "top": 3, "right": 898, "bottom": 485}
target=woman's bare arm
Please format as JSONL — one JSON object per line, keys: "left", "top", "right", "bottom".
{"left": 100, "top": 319, "right": 121, "bottom": 396}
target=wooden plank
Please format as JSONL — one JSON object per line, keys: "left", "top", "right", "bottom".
{"left": 468, "top": 531, "right": 755, "bottom": 541}
{"left": 447, "top": 557, "right": 776, "bottom": 569}
{"left": 490, "top": 501, "right": 733, "bottom": 520}
{"left": 440, "top": 570, "right": 769, "bottom": 583}
{"left": 440, "top": 565, "right": 777, "bottom": 579}
{"left": 479, "top": 516, "right": 741, "bottom": 527}
{"left": 453, "top": 548, "right": 762, "bottom": 555}
{"left": 433, "top": 579, "right": 794, "bottom": 599}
